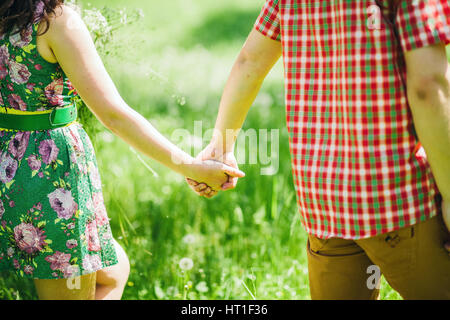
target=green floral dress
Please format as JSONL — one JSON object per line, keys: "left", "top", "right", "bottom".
{"left": 0, "top": 15, "right": 118, "bottom": 278}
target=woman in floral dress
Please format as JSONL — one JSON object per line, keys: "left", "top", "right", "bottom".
{"left": 0, "top": 0, "right": 244, "bottom": 299}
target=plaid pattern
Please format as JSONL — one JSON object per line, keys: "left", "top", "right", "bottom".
{"left": 255, "top": 0, "right": 450, "bottom": 239}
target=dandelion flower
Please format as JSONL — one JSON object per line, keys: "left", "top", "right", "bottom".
{"left": 195, "top": 281, "right": 209, "bottom": 293}
{"left": 182, "top": 234, "right": 196, "bottom": 244}
{"left": 179, "top": 257, "right": 194, "bottom": 271}
{"left": 247, "top": 274, "right": 256, "bottom": 281}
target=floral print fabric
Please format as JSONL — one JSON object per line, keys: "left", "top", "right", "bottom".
{"left": 0, "top": 17, "right": 118, "bottom": 279}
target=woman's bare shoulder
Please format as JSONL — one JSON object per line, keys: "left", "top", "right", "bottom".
{"left": 41, "top": 4, "right": 84, "bottom": 37}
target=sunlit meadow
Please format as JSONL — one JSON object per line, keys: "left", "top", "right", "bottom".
{"left": 3, "top": 0, "right": 448, "bottom": 300}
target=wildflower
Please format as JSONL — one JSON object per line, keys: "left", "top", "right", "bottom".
{"left": 195, "top": 281, "right": 209, "bottom": 293}
{"left": 179, "top": 257, "right": 194, "bottom": 271}
{"left": 182, "top": 234, "right": 196, "bottom": 244}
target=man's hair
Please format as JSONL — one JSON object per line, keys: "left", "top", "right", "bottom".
{"left": 0, "top": 0, "right": 64, "bottom": 36}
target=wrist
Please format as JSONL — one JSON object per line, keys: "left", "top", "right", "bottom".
{"left": 179, "top": 162, "right": 195, "bottom": 179}
{"left": 169, "top": 152, "right": 196, "bottom": 177}
{"left": 207, "top": 141, "right": 234, "bottom": 159}
{"left": 210, "top": 130, "right": 238, "bottom": 154}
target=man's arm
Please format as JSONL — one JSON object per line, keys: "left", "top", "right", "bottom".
{"left": 405, "top": 43, "right": 450, "bottom": 238}
{"left": 187, "top": 30, "right": 282, "bottom": 196}
{"left": 211, "top": 29, "right": 282, "bottom": 152}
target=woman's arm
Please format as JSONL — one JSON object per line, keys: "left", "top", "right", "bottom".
{"left": 39, "top": 6, "right": 244, "bottom": 189}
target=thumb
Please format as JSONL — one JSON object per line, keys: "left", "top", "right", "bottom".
{"left": 221, "top": 164, "right": 245, "bottom": 178}
{"left": 222, "top": 178, "right": 237, "bottom": 191}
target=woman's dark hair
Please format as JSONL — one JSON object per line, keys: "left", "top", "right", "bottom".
{"left": 0, "top": 0, "right": 64, "bottom": 36}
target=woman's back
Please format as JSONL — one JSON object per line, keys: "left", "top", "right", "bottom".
{"left": 0, "top": 2, "right": 119, "bottom": 281}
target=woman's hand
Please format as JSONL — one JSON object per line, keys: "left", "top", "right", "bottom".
{"left": 184, "top": 159, "right": 245, "bottom": 198}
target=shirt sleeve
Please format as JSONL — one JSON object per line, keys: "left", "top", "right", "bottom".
{"left": 254, "top": 0, "right": 282, "bottom": 42}
{"left": 396, "top": 0, "right": 450, "bottom": 52}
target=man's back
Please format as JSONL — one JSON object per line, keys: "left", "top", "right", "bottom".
{"left": 255, "top": 0, "right": 449, "bottom": 239}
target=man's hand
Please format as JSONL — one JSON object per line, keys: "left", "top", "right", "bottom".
{"left": 186, "top": 143, "right": 241, "bottom": 198}
{"left": 443, "top": 201, "right": 450, "bottom": 253}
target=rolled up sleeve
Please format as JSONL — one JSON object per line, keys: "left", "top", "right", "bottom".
{"left": 396, "top": 0, "right": 450, "bottom": 52}
{"left": 254, "top": 0, "right": 282, "bottom": 42}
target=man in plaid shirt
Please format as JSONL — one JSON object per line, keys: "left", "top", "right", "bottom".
{"left": 188, "top": 0, "right": 450, "bottom": 299}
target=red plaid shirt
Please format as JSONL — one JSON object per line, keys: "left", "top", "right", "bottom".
{"left": 255, "top": 0, "right": 450, "bottom": 239}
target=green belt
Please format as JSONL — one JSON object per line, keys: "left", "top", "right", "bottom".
{"left": 0, "top": 105, "right": 77, "bottom": 131}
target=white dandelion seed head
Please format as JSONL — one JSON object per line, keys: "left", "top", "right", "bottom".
{"left": 179, "top": 257, "right": 194, "bottom": 271}
{"left": 182, "top": 234, "right": 196, "bottom": 244}
{"left": 247, "top": 274, "right": 256, "bottom": 281}
{"left": 195, "top": 281, "right": 209, "bottom": 293}
{"left": 83, "top": 9, "right": 111, "bottom": 34}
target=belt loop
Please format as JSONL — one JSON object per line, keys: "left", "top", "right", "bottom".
{"left": 49, "top": 107, "right": 57, "bottom": 128}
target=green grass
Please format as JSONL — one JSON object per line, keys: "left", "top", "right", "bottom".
{"left": 7, "top": 0, "right": 449, "bottom": 300}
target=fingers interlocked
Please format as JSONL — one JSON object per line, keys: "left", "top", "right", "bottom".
{"left": 186, "top": 178, "right": 219, "bottom": 198}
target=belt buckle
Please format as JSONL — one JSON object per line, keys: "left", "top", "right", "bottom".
{"left": 49, "top": 106, "right": 75, "bottom": 128}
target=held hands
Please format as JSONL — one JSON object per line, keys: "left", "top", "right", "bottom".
{"left": 186, "top": 143, "right": 242, "bottom": 198}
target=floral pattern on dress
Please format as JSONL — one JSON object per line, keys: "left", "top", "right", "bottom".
{"left": 0, "top": 13, "right": 117, "bottom": 279}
